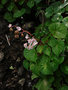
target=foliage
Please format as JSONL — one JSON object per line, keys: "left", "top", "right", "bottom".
{"left": 1, "top": 0, "right": 68, "bottom": 90}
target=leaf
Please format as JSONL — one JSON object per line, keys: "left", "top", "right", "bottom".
{"left": 1, "top": 0, "right": 8, "bottom": 5}
{"left": 34, "top": 0, "right": 41, "bottom": 4}
{"left": 65, "top": 5, "right": 68, "bottom": 11}
{"left": 48, "top": 37, "right": 57, "bottom": 47}
{"left": 24, "top": 48, "right": 38, "bottom": 62}
{"left": 35, "top": 77, "right": 54, "bottom": 90}
{"left": 36, "top": 45, "right": 44, "bottom": 54}
{"left": 60, "top": 64, "right": 68, "bottom": 75}
{"left": 52, "top": 14, "right": 63, "bottom": 22}
{"left": 52, "top": 40, "right": 64, "bottom": 56}
{"left": 45, "top": 1, "right": 61, "bottom": 18}
{"left": 57, "top": 2, "right": 68, "bottom": 11}
{"left": 52, "top": 56, "right": 64, "bottom": 65}
{"left": 31, "top": 73, "right": 38, "bottom": 80}
{"left": 62, "top": 17, "right": 68, "bottom": 28}
{"left": 35, "top": 79, "right": 50, "bottom": 90}
{"left": 45, "top": 6, "right": 53, "bottom": 18}
{"left": 23, "top": 60, "right": 29, "bottom": 70}
{"left": 4, "top": 12, "right": 15, "bottom": 22}
{"left": 0, "top": 4, "right": 3, "bottom": 9}
{"left": 39, "top": 55, "right": 52, "bottom": 75}
{"left": 27, "top": 0, "right": 34, "bottom": 8}
{"left": 30, "top": 63, "right": 40, "bottom": 75}
{"left": 50, "top": 62, "right": 59, "bottom": 72}
{"left": 19, "top": 0, "right": 25, "bottom": 5}
{"left": 7, "top": 2, "right": 15, "bottom": 11}
{"left": 13, "top": 8, "right": 26, "bottom": 18}
{"left": 43, "top": 45, "right": 51, "bottom": 56}
{"left": 59, "top": 85, "right": 68, "bottom": 90}
{"left": 49, "top": 23, "right": 67, "bottom": 39}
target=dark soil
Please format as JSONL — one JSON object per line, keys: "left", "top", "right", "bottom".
{"left": 0, "top": 16, "right": 38, "bottom": 90}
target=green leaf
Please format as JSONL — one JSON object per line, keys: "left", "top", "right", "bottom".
{"left": 7, "top": 2, "right": 15, "bottom": 11}
{"left": 35, "top": 77, "right": 54, "bottom": 90}
{"left": 1, "top": 0, "right": 8, "bottom": 5}
{"left": 53, "top": 56, "right": 64, "bottom": 65}
{"left": 52, "top": 40, "right": 64, "bottom": 56}
{"left": 0, "top": 4, "right": 3, "bottom": 9}
{"left": 24, "top": 49, "right": 38, "bottom": 62}
{"left": 27, "top": 0, "right": 34, "bottom": 8}
{"left": 52, "top": 14, "right": 63, "bottom": 22}
{"left": 35, "top": 79, "right": 50, "bottom": 90}
{"left": 57, "top": 2, "right": 68, "bottom": 11}
{"left": 36, "top": 45, "right": 44, "bottom": 54}
{"left": 50, "top": 62, "right": 59, "bottom": 72}
{"left": 30, "top": 63, "right": 40, "bottom": 75}
{"left": 13, "top": 8, "right": 26, "bottom": 18}
{"left": 41, "top": 33, "right": 51, "bottom": 44}
{"left": 59, "top": 85, "right": 68, "bottom": 90}
{"left": 49, "top": 23, "right": 67, "bottom": 39}
{"left": 61, "top": 64, "right": 68, "bottom": 75}
{"left": 48, "top": 37, "right": 57, "bottom": 47}
{"left": 4, "top": 12, "right": 15, "bottom": 22}
{"left": 65, "top": 5, "right": 68, "bottom": 11}
{"left": 31, "top": 73, "right": 38, "bottom": 80}
{"left": 34, "top": 0, "right": 41, "bottom": 4}
{"left": 23, "top": 60, "right": 29, "bottom": 70}
{"left": 19, "top": 0, "right": 25, "bottom": 5}
{"left": 45, "top": 6, "right": 53, "bottom": 18}
{"left": 62, "top": 17, "right": 68, "bottom": 28}
{"left": 39, "top": 55, "right": 52, "bottom": 75}
{"left": 43, "top": 45, "right": 51, "bottom": 56}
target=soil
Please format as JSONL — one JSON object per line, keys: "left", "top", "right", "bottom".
{"left": 0, "top": 16, "right": 38, "bottom": 90}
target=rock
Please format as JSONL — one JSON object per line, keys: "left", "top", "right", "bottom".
{"left": 18, "top": 78, "right": 25, "bottom": 86}
{"left": 0, "top": 51, "right": 4, "bottom": 62}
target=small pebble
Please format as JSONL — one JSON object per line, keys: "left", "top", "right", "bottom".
{"left": 18, "top": 78, "right": 25, "bottom": 86}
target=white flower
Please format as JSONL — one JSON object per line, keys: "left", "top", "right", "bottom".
{"left": 16, "top": 26, "right": 21, "bottom": 31}
{"left": 25, "top": 34, "right": 29, "bottom": 39}
{"left": 8, "top": 24, "right": 12, "bottom": 28}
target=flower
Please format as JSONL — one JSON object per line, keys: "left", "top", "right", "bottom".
{"left": 24, "top": 43, "right": 28, "bottom": 48}
{"left": 27, "top": 39, "right": 32, "bottom": 44}
{"left": 28, "top": 44, "right": 33, "bottom": 50}
{"left": 25, "top": 34, "right": 29, "bottom": 39}
{"left": 16, "top": 26, "right": 21, "bottom": 31}
{"left": 8, "top": 24, "right": 12, "bottom": 28}
{"left": 24, "top": 37, "right": 38, "bottom": 50}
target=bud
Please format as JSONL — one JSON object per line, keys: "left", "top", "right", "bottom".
{"left": 14, "top": 30, "right": 19, "bottom": 35}
{"left": 9, "top": 28, "right": 13, "bottom": 31}
{"left": 14, "top": 35, "right": 19, "bottom": 38}
{"left": 21, "top": 33, "right": 24, "bottom": 37}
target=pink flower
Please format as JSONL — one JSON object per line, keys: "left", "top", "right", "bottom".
{"left": 32, "top": 40, "right": 38, "bottom": 46}
{"left": 16, "top": 26, "right": 21, "bottom": 31}
{"left": 8, "top": 24, "right": 12, "bottom": 28}
{"left": 25, "top": 34, "right": 29, "bottom": 39}
{"left": 24, "top": 43, "right": 28, "bottom": 48}
{"left": 24, "top": 37, "right": 38, "bottom": 50}
{"left": 28, "top": 44, "right": 33, "bottom": 50}
{"left": 28, "top": 39, "right": 32, "bottom": 44}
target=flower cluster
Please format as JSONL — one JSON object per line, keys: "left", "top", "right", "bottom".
{"left": 8, "top": 24, "right": 21, "bottom": 31}
{"left": 24, "top": 34, "right": 38, "bottom": 50}
{"left": 8, "top": 24, "right": 38, "bottom": 50}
